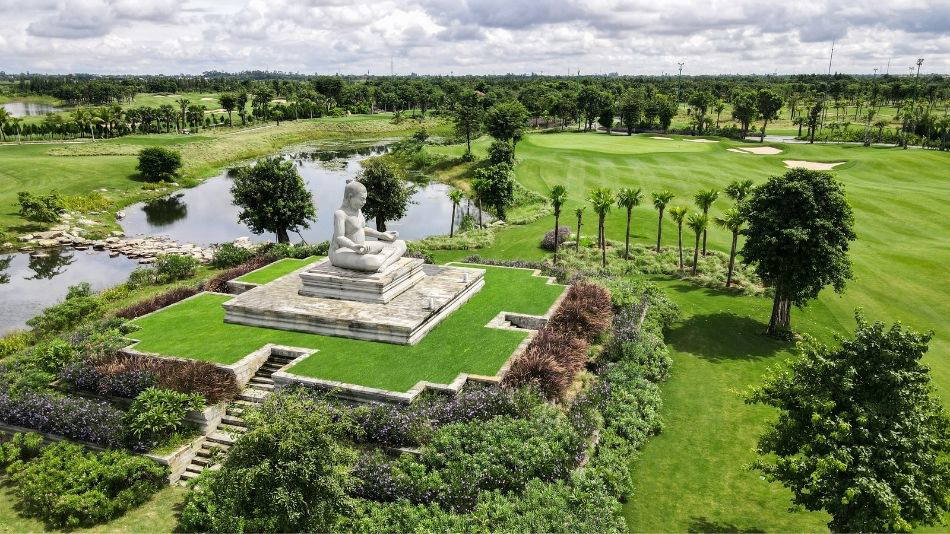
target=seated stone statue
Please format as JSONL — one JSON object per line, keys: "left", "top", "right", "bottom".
{"left": 329, "top": 181, "right": 407, "bottom": 272}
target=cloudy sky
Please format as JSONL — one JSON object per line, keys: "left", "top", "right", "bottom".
{"left": 1, "top": 0, "right": 948, "bottom": 75}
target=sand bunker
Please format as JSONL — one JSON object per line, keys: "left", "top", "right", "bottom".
{"left": 783, "top": 160, "right": 845, "bottom": 171}
{"left": 685, "top": 138, "right": 718, "bottom": 143}
{"left": 650, "top": 136, "right": 673, "bottom": 140}
{"left": 201, "top": 97, "right": 216, "bottom": 101}
{"left": 736, "top": 146, "right": 783, "bottom": 155}
{"left": 727, "top": 148, "right": 749, "bottom": 154}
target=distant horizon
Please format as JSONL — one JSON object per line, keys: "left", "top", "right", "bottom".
{"left": 1, "top": 0, "right": 947, "bottom": 76}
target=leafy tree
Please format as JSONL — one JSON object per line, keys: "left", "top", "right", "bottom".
{"left": 235, "top": 92, "right": 249, "bottom": 125}
{"left": 713, "top": 99, "right": 726, "bottom": 128}
{"left": 548, "top": 185, "right": 568, "bottom": 263}
{"left": 616, "top": 187, "right": 643, "bottom": 259}
{"left": 587, "top": 188, "right": 614, "bottom": 267}
{"left": 471, "top": 176, "right": 488, "bottom": 228}
{"left": 714, "top": 207, "right": 744, "bottom": 287}
{"left": 806, "top": 100, "right": 823, "bottom": 144}
{"left": 668, "top": 205, "right": 688, "bottom": 271}
{"left": 487, "top": 140, "right": 514, "bottom": 166}
{"left": 651, "top": 190, "right": 675, "bottom": 252}
{"left": 724, "top": 179, "right": 754, "bottom": 205}
{"left": 175, "top": 97, "right": 190, "bottom": 132}
{"left": 358, "top": 157, "right": 416, "bottom": 232}
{"left": 484, "top": 100, "right": 529, "bottom": 153}
{"left": 746, "top": 314, "right": 950, "bottom": 533}
{"left": 654, "top": 94, "right": 678, "bottom": 130}
{"left": 688, "top": 90, "right": 714, "bottom": 133}
{"left": 731, "top": 91, "right": 759, "bottom": 136}
{"left": 686, "top": 212, "right": 708, "bottom": 275}
{"left": 17, "top": 191, "right": 65, "bottom": 224}
{"left": 231, "top": 156, "right": 316, "bottom": 243}
{"left": 137, "top": 147, "right": 182, "bottom": 182}
{"left": 756, "top": 88, "right": 784, "bottom": 142}
{"left": 453, "top": 90, "right": 483, "bottom": 158}
{"left": 219, "top": 93, "right": 236, "bottom": 127}
{"left": 447, "top": 189, "right": 463, "bottom": 238}
{"left": 693, "top": 188, "right": 719, "bottom": 255}
{"left": 473, "top": 163, "right": 515, "bottom": 220}
{"left": 740, "top": 169, "right": 856, "bottom": 336}
{"left": 618, "top": 88, "right": 644, "bottom": 135}
{"left": 597, "top": 103, "right": 614, "bottom": 134}
{"left": 574, "top": 207, "right": 584, "bottom": 253}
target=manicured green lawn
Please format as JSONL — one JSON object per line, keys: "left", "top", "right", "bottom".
{"left": 429, "top": 131, "right": 950, "bottom": 532}
{"left": 235, "top": 257, "right": 320, "bottom": 285}
{"left": 129, "top": 264, "right": 564, "bottom": 392}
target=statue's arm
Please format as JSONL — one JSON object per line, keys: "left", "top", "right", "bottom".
{"left": 333, "top": 211, "right": 360, "bottom": 249}
{"left": 364, "top": 226, "right": 398, "bottom": 242}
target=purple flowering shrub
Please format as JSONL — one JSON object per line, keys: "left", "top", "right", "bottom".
{"left": 59, "top": 360, "right": 156, "bottom": 399}
{"left": 540, "top": 226, "right": 571, "bottom": 251}
{"left": 0, "top": 390, "right": 125, "bottom": 448}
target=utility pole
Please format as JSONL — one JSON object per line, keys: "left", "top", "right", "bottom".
{"left": 390, "top": 55, "right": 394, "bottom": 77}
{"left": 677, "top": 61, "right": 684, "bottom": 102}
{"left": 885, "top": 57, "right": 891, "bottom": 75}
{"left": 827, "top": 40, "right": 835, "bottom": 75}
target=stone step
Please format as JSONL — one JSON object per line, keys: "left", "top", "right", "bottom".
{"left": 221, "top": 415, "right": 247, "bottom": 427}
{"left": 218, "top": 424, "right": 247, "bottom": 434}
{"left": 192, "top": 456, "right": 211, "bottom": 467}
{"left": 179, "top": 471, "right": 199, "bottom": 482}
{"left": 234, "top": 399, "right": 257, "bottom": 408}
{"left": 185, "top": 465, "right": 203, "bottom": 474}
{"left": 239, "top": 389, "right": 268, "bottom": 403}
{"left": 196, "top": 444, "right": 229, "bottom": 458}
{"left": 250, "top": 376, "right": 274, "bottom": 385}
{"left": 249, "top": 383, "right": 275, "bottom": 392}
{"left": 207, "top": 431, "right": 236, "bottom": 446}
{"left": 226, "top": 406, "right": 245, "bottom": 417}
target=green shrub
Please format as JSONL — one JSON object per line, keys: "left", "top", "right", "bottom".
{"left": 124, "top": 387, "right": 203, "bottom": 449}
{"left": 17, "top": 191, "right": 65, "bottom": 223}
{"left": 414, "top": 227, "right": 495, "bottom": 251}
{"left": 26, "top": 284, "right": 102, "bottom": 336}
{"left": 154, "top": 254, "right": 199, "bottom": 284}
{"left": 0, "top": 331, "right": 32, "bottom": 358}
{"left": 9, "top": 441, "right": 166, "bottom": 529}
{"left": 0, "top": 432, "right": 44, "bottom": 473}
{"left": 137, "top": 147, "right": 182, "bottom": 182}
{"left": 210, "top": 243, "right": 256, "bottom": 268}
{"left": 126, "top": 267, "right": 157, "bottom": 288}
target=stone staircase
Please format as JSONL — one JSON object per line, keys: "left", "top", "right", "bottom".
{"left": 178, "top": 351, "right": 296, "bottom": 483}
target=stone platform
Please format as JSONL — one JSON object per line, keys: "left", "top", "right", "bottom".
{"left": 222, "top": 262, "right": 485, "bottom": 345}
{"left": 298, "top": 257, "right": 425, "bottom": 304}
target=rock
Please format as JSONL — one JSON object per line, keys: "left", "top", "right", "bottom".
{"left": 105, "top": 237, "right": 119, "bottom": 244}
{"left": 36, "top": 239, "right": 58, "bottom": 247}
{"left": 20, "top": 235, "right": 33, "bottom": 241}
{"left": 116, "top": 211, "right": 126, "bottom": 220}
{"left": 92, "top": 241, "right": 106, "bottom": 250}
{"left": 77, "top": 218, "right": 98, "bottom": 226}
{"left": 138, "top": 258, "right": 155, "bottom": 265}
{"left": 74, "top": 246, "right": 89, "bottom": 251}
{"left": 110, "top": 231, "right": 124, "bottom": 237}
{"left": 109, "top": 251, "right": 120, "bottom": 257}
{"left": 35, "top": 230, "right": 63, "bottom": 240}
{"left": 60, "top": 213, "right": 73, "bottom": 220}
{"left": 98, "top": 188, "right": 108, "bottom": 192}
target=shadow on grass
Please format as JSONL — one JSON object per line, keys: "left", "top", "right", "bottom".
{"left": 667, "top": 312, "right": 790, "bottom": 361}
{"left": 688, "top": 516, "right": 765, "bottom": 533}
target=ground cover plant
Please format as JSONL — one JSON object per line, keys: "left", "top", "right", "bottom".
{"left": 127, "top": 264, "right": 565, "bottom": 392}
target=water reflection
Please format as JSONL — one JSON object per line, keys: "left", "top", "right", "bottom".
{"left": 2, "top": 101, "right": 63, "bottom": 117}
{"left": 0, "top": 256, "right": 11, "bottom": 285}
{"left": 143, "top": 194, "right": 188, "bottom": 227}
{"left": 26, "top": 249, "right": 75, "bottom": 280}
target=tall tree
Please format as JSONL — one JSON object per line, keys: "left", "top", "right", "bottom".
{"left": 473, "top": 163, "right": 515, "bottom": 220}
{"left": 714, "top": 207, "right": 744, "bottom": 287}
{"left": 616, "top": 187, "right": 643, "bottom": 259}
{"left": 219, "top": 93, "right": 237, "bottom": 127}
{"left": 740, "top": 168, "right": 856, "bottom": 336}
{"left": 447, "top": 189, "right": 463, "bottom": 238}
{"left": 236, "top": 92, "right": 249, "bottom": 125}
{"left": 618, "top": 88, "right": 644, "bottom": 135}
{"left": 713, "top": 99, "right": 726, "bottom": 128}
{"left": 688, "top": 90, "right": 714, "bottom": 133}
{"left": 574, "top": 207, "right": 584, "bottom": 253}
{"left": 731, "top": 91, "right": 759, "bottom": 137}
{"left": 756, "top": 88, "right": 784, "bottom": 142}
{"left": 548, "top": 185, "right": 568, "bottom": 264}
{"left": 668, "top": 205, "right": 688, "bottom": 271}
{"left": 484, "top": 100, "right": 529, "bottom": 154}
{"left": 231, "top": 157, "right": 316, "bottom": 243}
{"left": 357, "top": 157, "right": 416, "bottom": 232}
{"left": 651, "top": 190, "right": 675, "bottom": 252}
{"left": 471, "top": 177, "right": 488, "bottom": 228}
{"left": 587, "top": 188, "right": 614, "bottom": 268}
{"left": 597, "top": 103, "right": 614, "bottom": 134}
{"left": 693, "top": 188, "right": 719, "bottom": 256}
{"left": 746, "top": 314, "right": 950, "bottom": 532}
{"left": 686, "top": 212, "right": 708, "bottom": 275}
{"left": 175, "top": 98, "right": 190, "bottom": 133}
{"left": 453, "top": 90, "right": 483, "bottom": 159}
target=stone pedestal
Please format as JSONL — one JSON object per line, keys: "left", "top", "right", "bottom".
{"left": 298, "top": 257, "right": 425, "bottom": 304}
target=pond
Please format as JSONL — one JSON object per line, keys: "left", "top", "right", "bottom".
{"left": 2, "top": 101, "right": 63, "bottom": 117}
{"left": 0, "top": 249, "right": 139, "bottom": 335}
{"left": 121, "top": 143, "right": 472, "bottom": 245}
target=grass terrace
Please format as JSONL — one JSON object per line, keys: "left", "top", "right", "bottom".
{"left": 128, "top": 263, "right": 564, "bottom": 392}
{"left": 234, "top": 256, "right": 320, "bottom": 285}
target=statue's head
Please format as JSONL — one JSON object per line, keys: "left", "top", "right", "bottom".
{"left": 343, "top": 180, "right": 367, "bottom": 209}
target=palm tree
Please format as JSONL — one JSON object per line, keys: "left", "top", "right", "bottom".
{"left": 715, "top": 207, "right": 744, "bottom": 287}
{"left": 588, "top": 188, "right": 614, "bottom": 268}
{"left": 724, "top": 179, "right": 754, "bottom": 205}
{"left": 574, "top": 207, "right": 584, "bottom": 253}
{"left": 668, "top": 206, "right": 688, "bottom": 271}
{"left": 549, "top": 185, "right": 568, "bottom": 263}
{"left": 0, "top": 108, "right": 9, "bottom": 142}
{"left": 693, "top": 188, "right": 719, "bottom": 255}
{"left": 686, "top": 212, "right": 708, "bottom": 275}
{"left": 651, "top": 190, "right": 675, "bottom": 252}
{"left": 471, "top": 177, "right": 488, "bottom": 228}
{"left": 175, "top": 98, "right": 190, "bottom": 132}
{"left": 10, "top": 117, "right": 22, "bottom": 143}
{"left": 714, "top": 100, "right": 725, "bottom": 128}
{"left": 616, "top": 187, "right": 642, "bottom": 259}
{"left": 447, "top": 189, "right": 464, "bottom": 238}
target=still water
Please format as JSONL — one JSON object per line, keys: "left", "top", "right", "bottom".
{"left": 2, "top": 101, "right": 63, "bottom": 117}
{"left": 121, "top": 144, "right": 466, "bottom": 244}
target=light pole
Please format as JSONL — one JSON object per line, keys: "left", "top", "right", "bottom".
{"left": 677, "top": 61, "right": 684, "bottom": 102}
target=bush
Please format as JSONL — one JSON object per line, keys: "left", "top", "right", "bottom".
{"left": 124, "top": 387, "right": 203, "bottom": 449}
{"left": 126, "top": 267, "right": 157, "bottom": 288}
{"left": 546, "top": 282, "right": 613, "bottom": 343}
{"left": 137, "top": 147, "right": 182, "bottom": 182}
{"left": 0, "top": 432, "right": 44, "bottom": 473}
{"left": 541, "top": 226, "right": 571, "bottom": 251}
{"left": 0, "top": 331, "right": 32, "bottom": 358}
{"left": 487, "top": 140, "right": 515, "bottom": 166}
{"left": 9, "top": 441, "right": 166, "bottom": 529}
{"left": 210, "top": 243, "right": 257, "bottom": 268}
{"left": 414, "top": 227, "right": 495, "bottom": 251}
{"left": 153, "top": 254, "right": 199, "bottom": 284}
{"left": 0, "top": 390, "right": 125, "bottom": 447}
{"left": 115, "top": 286, "right": 200, "bottom": 319}
{"left": 17, "top": 191, "right": 65, "bottom": 223}
{"left": 503, "top": 327, "right": 589, "bottom": 400}
{"left": 177, "top": 391, "right": 356, "bottom": 533}
{"left": 26, "top": 284, "right": 102, "bottom": 336}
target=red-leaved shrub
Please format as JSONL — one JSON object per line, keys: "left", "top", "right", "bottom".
{"left": 546, "top": 282, "right": 613, "bottom": 342}
{"left": 203, "top": 256, "right": 274, "bottom": 293}
{"left": 502, "top": 345, "right": 569, "bottom": 400}
{"left": 115, "top": 286, "right": 200, "bottom": 319}
{"left": 92, "top": 353, "right": 240, "bottom": 404}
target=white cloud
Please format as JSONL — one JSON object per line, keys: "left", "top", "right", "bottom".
{"left": 3, "top": 0, "right": 948, "bottom": 74}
